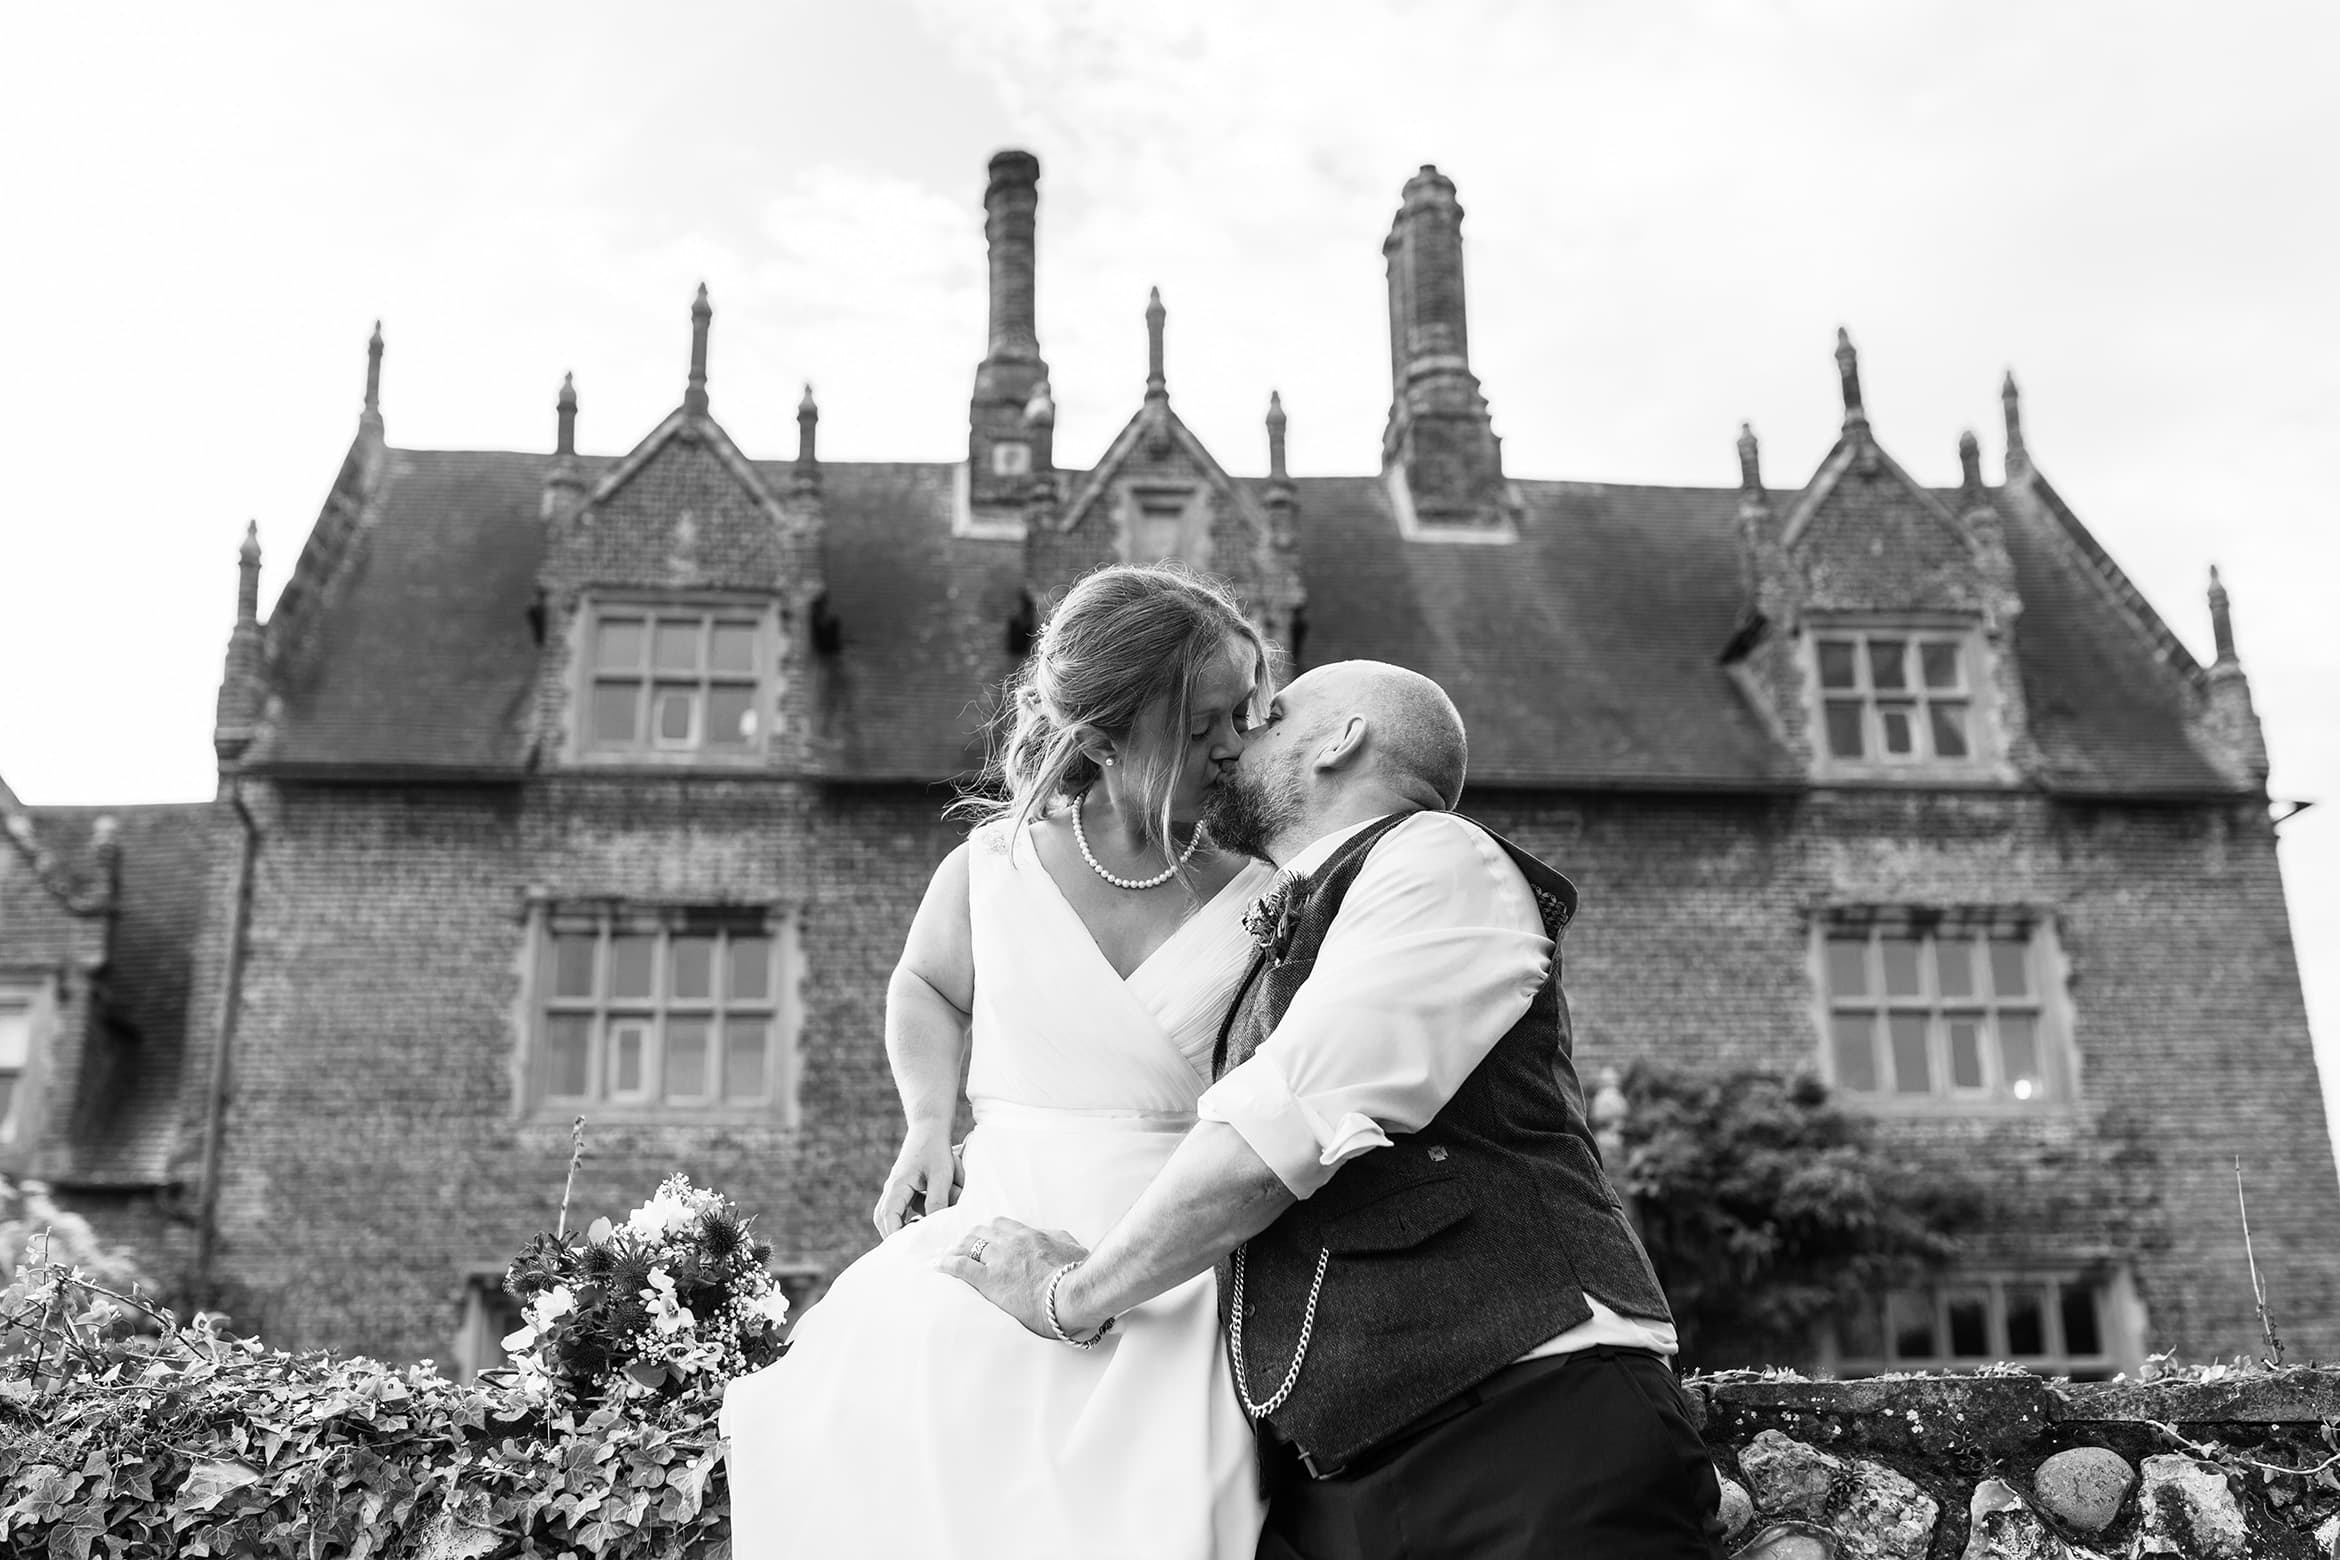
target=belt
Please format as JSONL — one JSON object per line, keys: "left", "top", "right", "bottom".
{"left": 1273, "top": 1346, "right": 1671, "bottom": 1481}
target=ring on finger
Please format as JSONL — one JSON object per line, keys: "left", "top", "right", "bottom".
{"left": 969, "top": 1237, "right": 990, "bottom": 1263}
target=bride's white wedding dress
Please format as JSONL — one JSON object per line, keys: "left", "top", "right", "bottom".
{"left": 720, "top": 820, "right": 1273, "bottom": 1559}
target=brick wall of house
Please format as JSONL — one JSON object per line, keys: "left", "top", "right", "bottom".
{"left": 194, "top": 774, "right": 2336, "bottom": 1366}
{"left": 1473, "top": 786, "right": 2340, "bottom": 1361}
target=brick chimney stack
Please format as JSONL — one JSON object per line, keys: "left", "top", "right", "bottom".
{"left": 970, "top": 150, "right": 1053, "bottom": 510}
{"left": 1381, "top": 165, "right": 1510, "bottom": 532}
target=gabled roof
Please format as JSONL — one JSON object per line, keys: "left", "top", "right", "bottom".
{"left": 241, "top": 446, "right": 2239, "bottom": 797}
{"left": 1054, "top": 396, "right": 1271, "bottom": 541}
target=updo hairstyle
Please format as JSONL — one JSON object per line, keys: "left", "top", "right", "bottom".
{"left": 960, "top": 563, "right": 1270, "bottom": 858}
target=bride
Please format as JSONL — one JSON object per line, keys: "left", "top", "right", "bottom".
{"left": 720, "top": 563, "right": 1277, "bottom": 1559}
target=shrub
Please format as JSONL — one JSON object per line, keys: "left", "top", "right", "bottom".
{"left": 1613, "top": 1062, "right": 1988, "bottom": 1370}
{"left": 0, "top": 1177, "right": 780, "bottom": 1558}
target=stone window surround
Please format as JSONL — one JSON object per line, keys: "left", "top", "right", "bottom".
{"left": 1113, "top": 481, "right": 1212, "bottom": 570}
{"left": 0, "top": 971, "right": 54, "bottom": 1164}
{"left": 1805, "top": 905, "right": 2079, "bottom": 1116}
{"left": 567, "top": 593, "right": 785, "bottom": 770}
{"left": 1802, "top": 613, "right": 2002, "bottom": 783}
{"left": 515, "top": 900, "right": 805, "bottom": 1127}
{"left": 1818, "top": 1263, "right": 2147, "bottom": 1381}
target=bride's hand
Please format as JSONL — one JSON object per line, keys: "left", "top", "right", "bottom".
{"left": 873, "top": 1126, "right": 963, "bottom": 1237}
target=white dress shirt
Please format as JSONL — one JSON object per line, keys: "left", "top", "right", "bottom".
{"left": 1198, "top": 810, "right": 1677, "bottom": 1361}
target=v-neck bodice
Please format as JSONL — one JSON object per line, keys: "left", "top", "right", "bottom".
{"left": 961, "top": 820, "right": 1272, "bottom": 1116}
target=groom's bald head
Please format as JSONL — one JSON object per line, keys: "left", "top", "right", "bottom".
{"left": 1289, "top": 660, "right": 1468, "bottom": 809}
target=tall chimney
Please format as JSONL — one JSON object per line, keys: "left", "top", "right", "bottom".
{"left": 970, "top": 150, "right": 1052, "bottom": 510}
{"left": 1382, "top": 165, "right": 1508, "bottom": 531}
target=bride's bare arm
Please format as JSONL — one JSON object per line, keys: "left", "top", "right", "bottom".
{"left": 872, "top": 844, "right": 977, "bottom": 1237}
{"left": 934, "top": 1122, "right": 1294, "bottom": 1336}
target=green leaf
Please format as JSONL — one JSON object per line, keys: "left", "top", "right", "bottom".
{"left": 175, "top": 1458, "right": 261, "bottom": 1515}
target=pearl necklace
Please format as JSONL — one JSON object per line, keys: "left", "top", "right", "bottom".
{"left": 1072, "top": 790, "right": 1203, "bottom": 891}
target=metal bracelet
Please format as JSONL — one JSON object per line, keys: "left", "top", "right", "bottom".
{"left": 1044, "top": 1260, "right": 1116, "bottom": 1349}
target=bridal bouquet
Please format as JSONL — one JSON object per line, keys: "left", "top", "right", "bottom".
{"left": 499, "top": 1173, "right": 791, "bottom": 1408}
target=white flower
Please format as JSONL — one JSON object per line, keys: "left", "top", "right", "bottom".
{"left": 626, "top": 1192, "right": 698, "bottom": 1241}
{"left": 502, "top": 1323, "right": 537, "bottom": 1354}
{"left": 642, "top": 1268, "right": 694, "bottom": 1336}
{"left": 746, "top": 1288, "right": 791, "bottom": 1328}
{"left": 525, "top": 1284, "right": 574, "bottom": 1330}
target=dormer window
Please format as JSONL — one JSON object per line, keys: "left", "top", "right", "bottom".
{"left": 581, "top": 601, "right": 778, "bottom": 760}
{"left": 1810, "top": 622, "right": 1988, "bottom": 774}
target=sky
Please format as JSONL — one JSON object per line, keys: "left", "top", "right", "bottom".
{"left": 2, "top": 0, "right": 2335, "bottom": 1165}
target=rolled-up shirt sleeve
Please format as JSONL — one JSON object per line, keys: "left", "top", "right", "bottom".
{"left": 1197, "top": 811, "right": 1553, "bottom": 1198}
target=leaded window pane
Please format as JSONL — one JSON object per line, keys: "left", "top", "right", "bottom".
{"left": 1869, "top": 639, "right": 1908, "bottom": 690}
{"left": 1888, "top": 1291, "right": 1937, "bottom": 1359}
{"left": 590, "top": 684, "right": 641, "bottom": 746}
{"left": 2006, "top": 1286, "right": 2046, "bottom": 1355}
{"left": 654, "top": 621, "right": 701, "bottom": 673}
{"left": 1999, "top": 1015, "right": 2042, "bottom": 1100}
{"left": 1831, "top": 1014, "right": 1878, "bottom": 1093}
{"left": 671, "top": 937, "right": 715, "bottom": 1003}
{"left": 1947, "top": 1017, "right": 1985, "bottom": 1090}
{"left": 666, "top": 1019, "right": 710, "bottom": 1099}
{"left": 706, "top": 686, "right": 755, "bottom": 748}
{"left": 1825, "top": 938, "right": 1870, "bottom": 998}
{"left": 728, "top": 937, "right": 772, "bottom": 1001}
{"left": 1881, "top": 938, "right": 1923, "bottom": 998}
{"left": 610, "top": 936, "right": 656, "bottom": 1000}
{"left": 725, "top": 1020, "right": 769, "bottom": 1101}
{"left": 1936, "top": 939, "right": 1976, "bottom": 999}
{"left": 610, "top": 1020, "right": 648, "bottom": 1098}
{"left": 2060, "top": 1284, "right": 2101, "bottom": 1356}
{"left": 595, "top": 619, "right": 645, "bottom": 671}
{"left": 552, "top": 935, "right": 598, "bottom": 999}
{"left": 655, "top": 688, "right": 696, "bottom": 742}
{"left": 1930, "top": 703, "right": 1970, "bottom": 758}
{"left": 1878, "top": 703, "right": 1916, "bottom": 756}
{"left": 1889, "top": 1015, "right": 1931, "bottom": 1094}
{"left": 1989, "top": 939, "right": 2030, "bottom": 998}
{"left": 711, "top": 623, "right": 758, "bottom": 675}
{"left": 1825, "top": 701, "right": 1866, "bottom": 758}
{"left": 546, "top": 1016, "right": 592, "bottom": 1099}
{"left": 1919, "top": 641, "right": 1961, "bottom": 689}
{"left": 1947, "top": 1292, "right": 1991, "bottom": 1357}
{"left": 1818, "top": 640, "right": 1860, "bottom": 689}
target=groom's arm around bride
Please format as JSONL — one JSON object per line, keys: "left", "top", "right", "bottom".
{"left": 944, "top": 661, "right": 1726, "bottom": 1560}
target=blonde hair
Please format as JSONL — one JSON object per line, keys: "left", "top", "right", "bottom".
{"left": 957, "top": 564, "right": 1271, "bottom": 858}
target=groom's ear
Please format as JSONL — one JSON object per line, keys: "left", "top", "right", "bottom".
{"left": 1309, "top": 714, "right": 1369, "bottom": 775}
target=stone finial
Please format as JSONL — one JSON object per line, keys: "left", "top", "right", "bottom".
{"left": 237, "top": 521, "right": 261, "bottom": 624}
{"left": 2209, "top": 565, "right": 2236, "bottom": 664}
{"left": 1835, "top": 326, "right": 1866, "bottom": 428}
{"left": 2002, "top": 368, "right": 2028, "bottom": 476}
{"left": 555, "top": 372, "right": 577, "bottom": 458}
{"left": 1737, "top": 422, "right": 1762, "bottom": 494}
{"left": 1145, "top": 287, "right": 1168, "bottom": 402}
{"left": 361, "top": 320, "right": 385, "bottom": 435}
{"left": 1958, "top": 429, "right": 1985, "bottom": 496}
{"left": 794, "top": 383, "right": 821, "bottom": 496}
{"left": 1024, "top": 378, "right": 1055, "bottom": 429}
{"left": 685, "top": 283, "right": 712, "bottom": 417}
{"left": 1267, "top": 391, "right": 1289, "bottom": 484}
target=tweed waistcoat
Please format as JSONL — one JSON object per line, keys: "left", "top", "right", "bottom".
{"left": 1214, "top": 812, "right": 1672, "bottom": 1473}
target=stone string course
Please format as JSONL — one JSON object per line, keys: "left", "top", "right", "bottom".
{"left": 1687, "top": 1370, "right": 2340, "bottom": 1558}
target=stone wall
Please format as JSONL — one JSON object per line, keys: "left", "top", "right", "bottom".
{"left": 1690, "top": 1369, "right": 2340, "bottom": 1558}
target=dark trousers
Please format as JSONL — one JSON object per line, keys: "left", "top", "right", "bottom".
{"left": 1255, "top": 1348, "right": 1727, "bottom": 1560}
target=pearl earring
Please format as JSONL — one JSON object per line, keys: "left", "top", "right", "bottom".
{"left": 1102, "top": 756, "right": 1116, "bottom": 767}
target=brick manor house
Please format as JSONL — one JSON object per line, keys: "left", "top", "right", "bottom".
{"left": 4, "top": 152, "right": 2332, "bottom": 1377}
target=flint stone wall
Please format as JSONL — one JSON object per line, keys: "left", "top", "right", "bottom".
{"left": 1687, "top": 1369, "right": 2340, "bottom": 1558}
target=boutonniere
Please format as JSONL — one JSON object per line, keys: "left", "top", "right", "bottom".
{"left": 1240, "top": 871, "right": 1311, "bottom": 963}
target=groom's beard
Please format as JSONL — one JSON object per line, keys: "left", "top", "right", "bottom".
{"left": 1200, "top": 764, "right": 1302, "bottom": 862}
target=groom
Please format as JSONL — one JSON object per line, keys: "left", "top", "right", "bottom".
{"left": 942, "top": 660, "right": 1725, "bottom": 1558}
